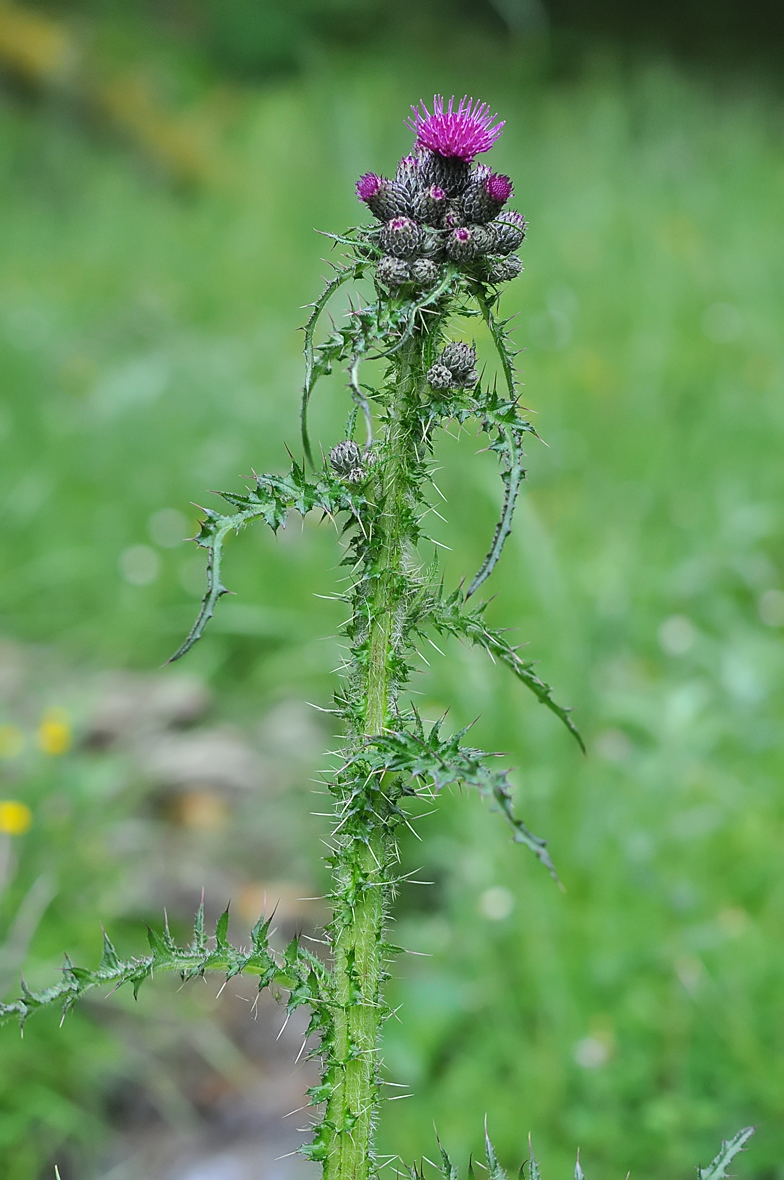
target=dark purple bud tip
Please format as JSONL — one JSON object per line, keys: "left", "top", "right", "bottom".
{"left": 446, "top": 226, "right": 477, "bottom": 262}
{"left": 389, "top": 216, "right": 414, "bottom": 231}
{"left": 356, "top": 173, "right": 382, "bottom": 202}
{"left": 429, "top": 185, "right": 447, "bottom": 201}
{"left": 486, "top": 172, "right": 513, "bottom": 202}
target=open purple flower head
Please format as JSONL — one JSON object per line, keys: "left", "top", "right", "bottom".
{"left": 407, "top": 95, "right": 505, "bottom": 161}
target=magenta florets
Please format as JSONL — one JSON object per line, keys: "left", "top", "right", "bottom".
{"left": 486, "top": 172, "right": 513, "bottom": 202}
{"left": 356, "top": 173, "right": 382, "bottom": 201}
{"left": 407, "top": 95, "right": 505, "bottom": 161}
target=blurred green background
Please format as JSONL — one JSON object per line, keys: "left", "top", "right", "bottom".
{"left": 1, "top": 1, "right": 784, "bottom": 1178}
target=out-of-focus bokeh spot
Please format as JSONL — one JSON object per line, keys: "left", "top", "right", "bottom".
{"left": 0, "top": 799, "right": 33, "bottom": 834}
{"left": 36, "top": 708, "right": 72, "bottom": 755}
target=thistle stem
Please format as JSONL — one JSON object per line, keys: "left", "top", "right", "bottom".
{"left": 323, "top": 337, "right": 423, "bottom": 1180}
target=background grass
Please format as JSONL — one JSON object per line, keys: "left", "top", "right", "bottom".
{"left": 1, "top": 18, "right": 784, "bottom": 1180}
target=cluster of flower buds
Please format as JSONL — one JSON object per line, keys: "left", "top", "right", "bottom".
{"left": 427, "top": 342, "right": 479, "bottom": 392}
{"left": 356, "top": 96, "right": 526, "bottom": 292}
{"left": 329, "top": 440, "right": 375, "bottom": 484}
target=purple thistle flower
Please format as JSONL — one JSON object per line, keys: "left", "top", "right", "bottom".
{"left": 486, "top": 172, "right": 513, "bottom": 202}
{"left": 407, "top": 96, "right": 505, "bottom": 161}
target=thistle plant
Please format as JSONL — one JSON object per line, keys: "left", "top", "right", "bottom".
{"left": 0, "top": 95, "right": 753, "bottom": 1180}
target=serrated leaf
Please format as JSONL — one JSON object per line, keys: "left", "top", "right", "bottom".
{"left": 215, "top": 906, "right": 230, "bottom": 949}
{"left": 527, "top": 1135, "right": 541, "bottom": 1180}
{"left": 436, "top": 1134, "right": 459, "bottom": 1180}
{"left": 418, "top": 588, "right": 584, "bottom": 751}
{"left": 485, "top": 1122, "right": 507, "bottom": 1180}
{"left": 349, "top": 722, "right": 559, "bottom": 881}
{"left": 0, "top": 905, "right": 323, "bottom": 1030}
{"left": 99, "top": 931, "right": 120, "bottom": 972}
{"left": 698, "top": 1128, "right": 755, "bottom": 1180}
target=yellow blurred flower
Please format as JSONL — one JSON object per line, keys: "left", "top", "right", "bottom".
{"left": 0, "top": 724, "right": 24, "bottom": 758}
{"left": 0, "top": 800, "right": 33, "bottom": 835}
{"left": 37, "top": 708, "right": 72, "bottom": 756}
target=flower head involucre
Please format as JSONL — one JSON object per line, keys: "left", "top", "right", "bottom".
{"left": 356, "top": 172, "right": 408, "bottom": 222}
{"left": 407, "top": 95, "right": 505, "bottom": 161}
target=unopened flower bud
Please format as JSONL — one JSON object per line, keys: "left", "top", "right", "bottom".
{"left": 395, "top": 153, "right": 422, "bottom": 205}
{"left": 446, "top": 226, "right": 477, "bottom": 263}
{"left": 461, "top": 169, "right": 514, "bottom": 224}
{"left": 380, "top": 216, "right": 425, "bottom": 258}
{"left": 376, "top": 255, "right": 411, "bottom": 287}
{"left": 441, "top": 342, "right": 477, "bottom": 380}
{"left": 419, "top": 228, "right": 444, "bottom": 259}
{"left": 420, "top": 149, "right": 472, "bottom": 197}
{"left": 444, "top": 202, "right": 463, "bottom": 230}
{"left": 416, "top": 184, "right": 448, "bottom": 227}
{"left": 427, "top": 364, "right": 454, "bottom": 391}
{"left": 470, "top": 224, "right": 495, "bottom": 253}
{"left": 491, "top": 209, "right": 527, "bottom": 255}
{"left": 330, "top": 440, "right": 363, "bottom": 476}
{"left": 356, "top": 173, "right": 408, "bottom": 222}
{"left": 347, "top": 466, "right": 367, "bottom": 484}
{"left": 462, "top": 368, "right": 479, "bottom": 388}
{"left": 410, "top": 258, "right": 440, "bottom": 287}
{"left": 484, "top": 253, "right": 523, "bottom": 284}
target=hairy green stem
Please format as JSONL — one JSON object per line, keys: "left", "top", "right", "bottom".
{"left": 322, "top": 335, "right": 423, "bottom": 1180}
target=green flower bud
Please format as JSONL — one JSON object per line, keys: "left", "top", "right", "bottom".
{"left": 376, "top": 255, "right": 412, "bottom": 287}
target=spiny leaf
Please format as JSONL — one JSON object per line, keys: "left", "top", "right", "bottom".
{"left": 215, "top": 905, "right": 230, "bottom": 949}
{"left": 527, "top": 1134, "right": 541, "bottom": 1180}
{"left": 191, "top": 896, "right": 206, "bottom": 952}
{"left": 0, "top": 910, "right": 324, "bottom": 1031}
{"left": 436, "top": 1134, "right": 459, "bottom": 1180}
{"left": 168, "top": 466, "right": 360, "bottom": 663}
{"left": 349, "top": 720, "right": 559, "bottom": 881}
{"left": 302, "top": 263, "right": 361, "bottom": 466}
{"left": 458, "top": 281, "right": 531, "bottom": 594}
{"left": 418, "top": 588, "right": 584, "bottom": 751}
{"left": 484, "top": 1121, "right": 507, "bottom": 1180}
{"left": 698, "top": 1128, "right": 755, "bottom": 1180}
{"left": 466, "top": 423, "right": 526, "bottom": 598}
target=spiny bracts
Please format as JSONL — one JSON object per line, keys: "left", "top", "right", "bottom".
{"left": 355, "top": 94, "right": 525, "bottom": 292}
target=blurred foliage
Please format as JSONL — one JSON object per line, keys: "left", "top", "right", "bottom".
{"left": 0, "top": 12, "right": 783, "bottom": 1180}
{"left": 12, "top": 0, "right": 784, "bottom": 81}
